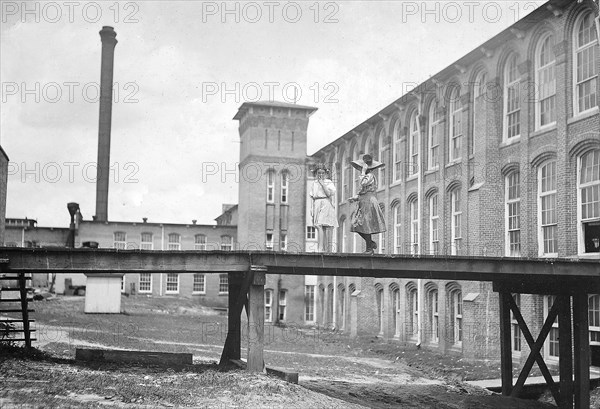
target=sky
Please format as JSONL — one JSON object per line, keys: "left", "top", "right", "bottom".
{"left": 0, "top": 0, "right": 545, "bottom": 227}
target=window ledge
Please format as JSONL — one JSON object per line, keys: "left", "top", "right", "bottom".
{"left": 425, "top": 168, "right": 439, "bottom": 175}
{"left": 445, "top": 160, "right": 462, "bottom": 169}
{"left": 192, "top": 292, "right": 206, "bottom": 295}
{"left": 569, "top": 107, "right": 599, "bottom": 125}
{"left": 574, "top": 253, "right": 600, "bottom": 260}
{"left": 406, "top": 175, "right": 418, "bottom": 182}
{"left": 531, "top": 124, "right": 557, "bottom": 138}
{"left": 500, "top": 137, "right": 521, "bottom": 148}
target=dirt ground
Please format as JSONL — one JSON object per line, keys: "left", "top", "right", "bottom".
{"left": 1, "top": 295, "right": 594, "bottom": 408}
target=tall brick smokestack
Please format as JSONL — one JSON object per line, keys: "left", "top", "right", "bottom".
{"left": 95, "top": 26, "right": 117, "bottom": 222}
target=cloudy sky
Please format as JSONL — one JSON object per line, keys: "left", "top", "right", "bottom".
{"left": 1, "top": 0, "right": 544, "bottom": 227}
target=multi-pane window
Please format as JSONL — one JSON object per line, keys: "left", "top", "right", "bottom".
{"left": 410, "top": 200, "right": 419, "bottom": 255}
{"left": 194, "top": 234, "right": 207, "bottom": 250}
{"left": 409, "top": 112, "right": 419, "bottom": 177}
{"left": 120, "top": 276, "right": 125, "bottom": 293}
{"left": 351, "top": 146, "right": 359, "bottom": 197}
{"left": 393, "top": 120, "right": 403, "bottom": 182}
{"left": 304, "top": 285, "right": 315, "bottom": 322}
{"left": 306, "top": 226, "right": 316, "bottom": 240}
{"left": 166, "top": 273, "right": 179, "bottom": 294}
{"left": 589, "top": 295, "right": 600, "bottom": 343}
{"left": 343, "top": 154, "right": 350, "bottom": 200}
{"left": 266, "top": 170, "right": 275, "bottom": 203}
{"left": 408, "top": 287, "right": 418, "bottom": 340}
{"left": 281, "top": 172, "right": 288, "bottom": 203}
{"left": 341, "top": 219, "right": 347, "bottom": 253}
{"left": 265, "top": 289, "right": 273, "bottom": 322}
{"left": 393, "top": 204, "right": 402, "bottom": 254}
{"left": 504, "top": 55, "right": 521, "bottom": 140}
{"left": 141, "top": 233, "right": 153, "bottom": 250}
{"left": 451, "top": 191, "right": 462, "bottom": 255}
{"left": 428, "top": 100, "right": 441, "bottom": 169}
{"left": 139, "top": 273, "right": 152, "bottom": 293}
{"left": 429, "top": 289, "right": 439, "bottom": 343}
{"left": 545, "top": 295, "right": 559, "bottom": 359}
{"left": 278, "top": 290, "right": 287, "bottom": 321}
{"left": 506, "top": 172, "right": 521, "bottom": 256}
{"left": 472, "top": 71, "right": 487, "bottom": 156}
{"left": 219, "top": 274, "right": 228, "bottom": 294}
{"left": 430, "top": 194, "right": 439, "bottom": 255}
{"left": 280, "top": 233, "right": 287, "bottom": 252}
{"left": 266, "top": 233, "right": 274, "bottom": 250}
{"left": 536, "top": 34, "right": 556, "bottom": 128}
{"left": 167, "top": 233, "right": 180, "bottom": 250}
{"left": 450, "top": 288, "right": 463, "bottom": 345}
{"left": 574, "top": 12, "right": 598, "bottom": 114}
{"left": 378, "top": 132, "right": 386, "bottom": 187}
{"left": 221, "top": 235, "right": 233, "bottom": 251}
{"left": 391, "top": 287, "right": 400, "bottom": 337}
{"left": 449, "top": 87, "right": 462, "bottom": 161}
{"left": 579, "top": 149, "right": 600, "bottom": 253}
{"left": 113, "top": 232, "right": 126, "bottom": 249}
{"left": 376, "top": 287, "right": 385, "bottom": 335}
{"left": 539, "top": 161, "right": 558, "bottom": 255}
{"left": 193, "top": 273, "right": 205, "bottom": 294}
{"left": 511, "top": 293, "right": 522, "bottom": 353}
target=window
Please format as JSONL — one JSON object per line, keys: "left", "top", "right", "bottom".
{"left": 574, "top": 11, "right": 598, "bottom": 115}
{"left": 393, "top": 204, "right": 402, "bottom": 254}
{"left": 168, "top": 233, "right": 180, "bottom": 250}
{"left": 393, "top": 120, "right": 402, "bottom": 182}
{"left": 281, "top": 172, "right": 288, "bottom": 203}
{"left": 408, "top": 286, "right": 418, "bottom": 340}
{"left": 429, "top": 194, "right": 439, "bottom": 255}
{"left": 141, "top": 233, "right": 153, "bottom": 250}
{"left": 391, "top": 287, "right": 401, "bottom": 337}
{"left": 193, "top": 274, "right": 205, "bottom": 293}
{"left": 304, "top": 285, "right": 315, "bottom": 322}
{"left": 378, "top": 131, "right": 386, "bottom": 186}
{"left": 451, "top": 190, "right": 462, "bottom": 255}
{"left": 338, "top": 286, "right": 346, "bottom": 330}
{"left": 266, "top": 170, "right": 275, "bottom": 203}
{"left": 280, "top": 233, "right": 287, "bottom": 251}
{"left": 472, "top": 71, "right": 487, "bottom": 156}
{"left": 378, "top": 204, "right": 386, "bottom": 254}
{"left": 449, "top": 287, "right": 463, "bottom": 345}
{"left": 506, "top": 172, "right": 521, "bottom": 256}
{"left": 376, "top": 286, "right": 384, "bottom": 335}
{"left": 544, "top": 295, "right": 559, "bottom": 359}
{"left": 410, "top": 199, "right": 419, "bottom": 255}
{"left": 536, "top": 34, "right": 556, "bottom": 128}
{"left": 120, "top": 275, "right": 126, "bottom": 293}
{"left": 590, "top": 295, "right": 600, "bottom": 343}
{"left": 139, "top": 273, "right": 152, "bottom": 293}
{"left": 449, "top": 87, "right": 462, "bottom": 161}
{"left": 265, "top": 289, "right": 273, "bottom": 322}
{"left": 278, "top": 290, "right": 287, "bottom": 321}
{"left": 166, "top": 273, "right": 179, "bottom": 293}
{"left": 341, "top": 218, "right": 347, "bottom": 253}
{"left": 511, "top": 293, "right": 522, "bottom": 353}
{"left": 306, "top": 226, "right": 316, "bottom": 240}
{"left": 539, "top": 161, "right": 558, "bottom": 256}
{"left": 579, "top": 149, "right": 600, "bottom": 254}
{"left": 429, "top": 289, "right": 439, "bottom": 343}
{"left": 266, "top": 233, "right": 274, "bottom": 250}
{"left": 409, "top": 112, "right": 419, "bottom": 177}
{"left": 195, "top": 234, "right": 207, "bottom": 250}
{"left": 221, "top": 235, "right": 233, "bottom": 251}
{"left": 343, "top": 153, "right": 350, "bottom": 200}
{"left": 353, "top": 142, "right": 363, "bottom": 195}
{"left": 428, "top": 100, "right": 441, "bottom": 169}
{"left": 113, "top": 232, "right": 126, "bottom": 249}
{"left": 219, "top": 274, "right": 228, "bottom": 294}
{"left": 504, "top": 54, "right": 521, "bottom": 140}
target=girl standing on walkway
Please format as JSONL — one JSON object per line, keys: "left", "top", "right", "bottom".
{"left": 309, "top": 164, "right": 338, "bottom": 252}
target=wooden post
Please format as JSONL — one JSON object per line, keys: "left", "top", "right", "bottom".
{"left": 498, "top": 291, "right": 513, "bottom": 395}
{"left": 19, "top": 272, "right": 31, "bottom": 349}
{"left": 558, "top": 295, "right": 573, "bottom": 409}
{"left": 219, "top": 272, "right": 252, "bottom": 366}
{"left": 247, "top": 266, "right": 266, "bottom": 373}
{"left": 573, "top": 292, "right": 590, "bottom": 409}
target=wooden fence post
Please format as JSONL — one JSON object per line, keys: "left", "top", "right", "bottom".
{"left": 247, "top": 266, "right": 266, "bottom": 373}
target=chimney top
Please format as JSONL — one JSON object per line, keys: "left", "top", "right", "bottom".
{"left": 143, "top": 217, "right": 148, "bottom": 223}
{"left": 192, "top": 220, "right": 197, "bottom": 225}
{"left": 99, "top": 26, "right": 117, "bottom": 43}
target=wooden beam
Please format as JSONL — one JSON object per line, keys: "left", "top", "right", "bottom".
{"left": 558, "top": 295, "right": 574, "bottom": 409}
{"left": 498, "top": 292, "right": 513, "bottom": 396}
{"left": 573, "top": 292, "right": 590, "bottom": 409}
{"left": 509, "top": 295, "right": 560, "bottom": 404}
{"left": 76, "top": 348, "right": 192, "bottom": 366}
{"left": 247, "top": 266, "right": 266, "bottom": 373}
{"left": 219, "top": 271, "right": 253, "bottom": 366}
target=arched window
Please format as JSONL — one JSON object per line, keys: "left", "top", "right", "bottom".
{"left": 449, "top": 86, "right": 463, "bottom": 161}
{"left": 265, "top": 289, "right": 274, "bottom": 322}
{"left": 472, "top": 71, "right": 487, "bottom": 156}
{"left": 505, "top": 172, "right": 521, "bottom": 256}
{"left": 280, "top": 171, "right": 288, "bottom": 203}
{"left": 573, "top": 11, "right": 598, "bottom": 115}
{"left": 393, "top": 203, "right": 402, "bottom": 254}
{"left": 194, "top": 234, "right": 207, "bottom": 251}
{"left": 535, "top": 33, "right": 556, "bottom": 128}
{"left": 392, "top": 119, "right": 403, "bottom": 182}
{"left": 167, "top": 233, "right": 180, "bottom": 250}
{"left": 351, "top": 144, "right": 360, "bottom": 197}
{"left": 390, "top": 284, "right": 401, "bottom": 338}
{"left": 337, "top": 285, "right": 346, "bottom": 330}
{"left": 451, "top": 189, "right": 462, "bottom": 255}
{"left": 578, "top": 149, "right": 600, "bottom": 254}
{"left": 428, "top": 99, "right": 441, "bottom": 170}
{"left": 429, "top": 194, "right": 439, "bottom": 255}
{"left": 378, "top": 204, "right": 386, "bottom": 254}
{"left": 447, "top": 284, "right": 463, "bottom": 345}
{"left": 409, "top": 112, "right": 419, "bottom": 177}
{"left": 266, "top": 169, "right": 275, "bottom": 203}
{"left": 406, "top": 283, "right": 418, "bottom": 341}
{"left": 376, "top": 284, "right": 384, "bottom": 336}
{"left": 377, "top": 130, "right": 386, "bottom": 187}
{"left": 426, "top": 285, "right": 439, "bottom": 343}
{"left": 410, "top": 198, "right": 419, "bottom": 255}
{"left": 538, "top": 161, "right": 558, "bottom": 256}
{"left": 304, "top": 284, "right": 315, "bottom": 323}
{"left": 504, "top": 54, "right": 521, "bottom": 140}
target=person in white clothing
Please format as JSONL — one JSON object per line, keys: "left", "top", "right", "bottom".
{"left": 310, "top": 164, "right": 338, "bottom": 252}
